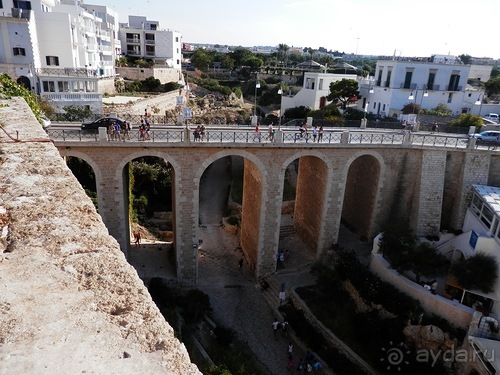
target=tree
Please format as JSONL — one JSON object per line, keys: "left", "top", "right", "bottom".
{"left": 326, "top": 79, "right": 359, "bottom": 109}
{"left": 277, "top": 43, "right": 290, "bottom": 66}
{"left": 450, "top": 252, "right": 498, "bottom": 293}
{"left": 410, "top": 242, "right": 448, "bottom": 283}
{"left": 458, "top": 54, "right": 472, "bottom": 65}
{"left": 485, "top": 76, "right": 500, "bottom": 96}
{"left": 401, "top": 102, "right": 421, "bottom": 115}
{"left": 191, "top": 49, "right": 212, "bottom": 71}
{"left": 62, "top": 105, "right": 93, "bottom": 121}
{"left": 284, "top": 105, "right": 312, "bottom": 119}
{"left": 228, "top": 47, "right": 253, "bottom": 68}
{"left": 448, "top": 113, "right": 483, "bottom": 130}
{"left": 243, "top": 56, "right": 263, "bottom": 69}
{"left": 423, "top": 103, "right": 451, "bottom": 116}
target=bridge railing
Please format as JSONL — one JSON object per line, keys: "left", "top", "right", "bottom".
{"left": 47, "top": 127, "right": 473, "bottom": 150}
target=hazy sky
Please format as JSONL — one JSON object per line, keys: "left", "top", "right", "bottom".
{"left": 95, "top": 0, "right": 500, "bottom": 59}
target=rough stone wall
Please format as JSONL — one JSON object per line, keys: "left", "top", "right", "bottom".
{"left": 0, "top": 98, "right": 200, "bottom": 374}
{"left": 294, "top": 156, "right": 328, "bottom": 253}
{"left": 98, "top": 77, "right": 117, "bottom": 95}
{"left": 441, "top": 152, "right": 466, "bottom": 230}
{"left": 240, "top": 159, "right": 263, "bottom": 272}
{"left": 116, "top": 67, "right": 181, "bottom": 84}
{"left": 488, "top": 154, "right": 500, "bottom": 186}
{"left": 449, "top": 152, "right": 490, "bottom": 230}
{"left": 415, "top": 150, "right": 447, "bottom": 237}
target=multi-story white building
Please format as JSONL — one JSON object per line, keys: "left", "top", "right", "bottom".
{"left": 0, "top": 0, "right": 121, "bottom": 112}
{"left": 357, "top": 57, "right": 492, "bottom": 119}
{"left": 118, "top": 16, "right": 182, "bottom": 69}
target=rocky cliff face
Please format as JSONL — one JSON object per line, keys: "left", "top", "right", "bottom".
{"left": 0, "top": 98, "right": 200, "bottom": 374}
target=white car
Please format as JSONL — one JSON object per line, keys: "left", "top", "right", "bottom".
{"left": 484, "top": 113, "right": 499, "bottom": 124}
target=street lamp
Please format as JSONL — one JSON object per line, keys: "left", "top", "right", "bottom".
{"left": 254, "top": 73, "right": 260, "bottom": 117}
{"left": 277, "top": 77, "right": 285, "bottom": 129}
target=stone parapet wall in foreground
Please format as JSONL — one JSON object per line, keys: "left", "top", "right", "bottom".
{"left": 0, "top": 97, "right": 200, "bottom": 374}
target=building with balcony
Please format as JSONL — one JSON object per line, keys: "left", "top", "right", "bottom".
{"left": 357, "top": 56, "right": 495, "bottom": 119}
{"left": 0, "top": 0, "right": 121, "bottom": 113}
{"left": 118, "top": 15, "right": 182, "bottom": 69}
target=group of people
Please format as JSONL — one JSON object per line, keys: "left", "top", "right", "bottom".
{"left": 291, "top": 351, "right": 324, "bottom": 373}
{"left": 272, "top": 317, "right": 325, "bottom": 372}
{"left": 299, "top": 123, "right": 324, "bottom": 142}
{"left": 107, "top": 121, "right": 131, "bottom": 141}
{"left": 193, "top": 124, "right": 206, "bottom": 142}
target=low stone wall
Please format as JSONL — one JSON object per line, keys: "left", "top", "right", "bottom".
{"left": 370, "top": 252, "right": 473, "bottom": 329}
{"left": 0, "top": 97, "right": 200, "bottom": 374}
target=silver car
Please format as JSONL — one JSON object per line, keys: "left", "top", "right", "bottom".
{"left": 469, "top": 131, "right": 500, "bottom": 143}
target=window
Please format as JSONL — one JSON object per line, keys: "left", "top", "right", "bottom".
{"left": 0, "top": 1, "right": 3, "bottom": 8}
{"left": 480, "top": 205, "right": 494, "bottom": 228}
{"left": 448, "top": 74, "right": 460, "bottom": 91}
{"left": 319, "top": 79, "right": 323, "bottom": 90}
{"left": 471, "top": 194, "right": 482, "bottom": 216}
{"left": 13, "top": 47, "right": 26, "bottom": 56}
{"left": 427, "top": 71, "right": 436, "bottom": 90}
{"left": 376, "top": 69, "right": 382, "bottom": 86}
{"left": 175, "top": 37, "right": 179, "bottom": 42}
{"left": 403, "top": 71, "right": 413, "bottom": 89}
{"left": 57, "top": 81, "right": 69, "bottom": 92}
{"left": 46, "top": 56, "right": 59, "bottom": 66}
{"left": 385, "top": 69, "right": 392, "bottom": 87}
{"left": 42, "top": 81, "right": 55, "bottom": 92}
{"left": 13, "top": 0, "right": 31, "bottom": 10}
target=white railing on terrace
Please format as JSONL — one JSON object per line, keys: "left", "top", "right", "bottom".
{"left": 41, "top": 93, "right": 102, "bottom": 101}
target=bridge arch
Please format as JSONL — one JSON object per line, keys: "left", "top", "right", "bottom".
{"left": 340, "top": 150, "right": 385, "bottom": 240}
{"left": 193, "top": 149, "right": 268, "bottom": 277}
{"left": 60, "top": 150, "right": 103, "bottom": 208}
{"left": 280, "top": 150, "right": 333, "bottom": 257}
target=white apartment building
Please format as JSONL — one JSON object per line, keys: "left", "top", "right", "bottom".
{"left": 357, "top": 57, "right": 491, "bottom": 119}
{"left": 280, "top": 71, "right": 358, "bottom": 114}
{"left": 0, "top": 0, "right": 120, "bottom": 112}
{"left": 118, "top": 15, "right": 182, "bottom": 69}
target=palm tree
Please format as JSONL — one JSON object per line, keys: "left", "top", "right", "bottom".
{"left": 278, "top": 43, "right": 289, "bottom": 67}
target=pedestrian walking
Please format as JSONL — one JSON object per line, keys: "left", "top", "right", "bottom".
{"left": 287, "top": 357, "right": 295, "bottom": 373}
{"left": 282, "top": 319, "right": 289, "bottom": 337}
{"left": 312, "top": 125, "right": 318, "bottom": 142}
{"left": 288, "top": 341, "right": 294, "bottom": 358}
{"left": 272, "top": 318, "right": 280, "bottom": 339}
{"left": 318, "top": 126, "right": 323, "bottom": 142}
{"left": 238, "top": 258, "right": 243, "bottom": 273}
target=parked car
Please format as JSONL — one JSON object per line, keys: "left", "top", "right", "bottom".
{"left": 484, "top": 113, "right": 500, "bottom": 124}
{"left": 81, "top": 117, "right": 126, "bottom": 130}
{"left": 468, "top": 131, "right": 500, "bottom": 143}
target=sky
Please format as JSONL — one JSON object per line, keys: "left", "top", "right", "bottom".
{"left": 96, "top": 0, "right": 500, "bottom": 59}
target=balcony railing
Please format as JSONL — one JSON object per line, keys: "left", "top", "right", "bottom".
{"left": 36, "top": 67, "right": 100, "bottom": 77}
{"left": 41, "top": 93, "right": 102, "bottom": 102}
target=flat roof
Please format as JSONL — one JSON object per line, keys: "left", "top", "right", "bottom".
{"left": 473, "top": 185, "right": 500, "bottom": 216}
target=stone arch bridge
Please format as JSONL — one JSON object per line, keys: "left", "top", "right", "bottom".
{"left": 51, "top": 128, "right": 500, "bottom": 284}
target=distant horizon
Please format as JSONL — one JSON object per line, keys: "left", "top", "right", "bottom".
{"left": 182, "top": 42, "right": 497, "bottom": 60}
{"left": 96, "top": 0, "right": 500, "bottom": 60}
